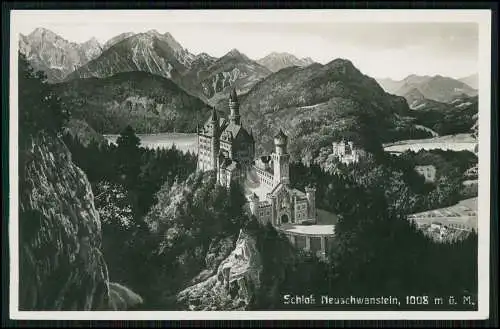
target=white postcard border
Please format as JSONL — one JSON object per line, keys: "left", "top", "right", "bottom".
{"left": 9, "top": 9, "right": 492, "bottom": 321}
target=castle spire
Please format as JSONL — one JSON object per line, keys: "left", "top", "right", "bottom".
{"left": 210, "top": 106, "right": 218, "bottom": 122}
{"left": 230, "top": 88, "right": 238, "bottom": 102}
{"left": 229, "top": 88, "right": 241, "bottom": 125}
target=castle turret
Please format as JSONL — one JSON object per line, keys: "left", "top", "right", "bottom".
{"left": 210, "top": 107, "right": 220, "bottom": 173}
{"left": 229, "top": 88, "right": 241, "bottom": 125}
{"left": 249, "top": 193, "right": 259, "bottom": 218}
{"left": 272, "top": 129, "right": 290, "bottom": 187}
{"left": 274, "top": 129, "right": 287, "bottom": 155}
{"left": 305, "top": 185, "right": 317, "bottom": 221}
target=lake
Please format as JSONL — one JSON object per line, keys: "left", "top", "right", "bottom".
{"left": 383, "top": 134, "right": 477, "bottom": 154}
{"left": 104, "top": 133, "right": 198, "bottom": 154}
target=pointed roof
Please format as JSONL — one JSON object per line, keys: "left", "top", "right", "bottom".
{"left": 210, "top": 107, "right": 218, "bottom": 121}
{"left": 229, "top": 88, "right": 238, "bottom": 102}
{"left": 220, "top": 122, "right": 252, "bottom": 142}
{"left": 274, "top": 128, "right": 287, "bottom": 140}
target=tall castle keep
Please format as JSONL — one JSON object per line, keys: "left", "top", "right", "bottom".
{"left": 197, "top": 89, "right": 318, "bottom": 227}
{"left": 197, "top": 89, "right": 255, "bottom": 187}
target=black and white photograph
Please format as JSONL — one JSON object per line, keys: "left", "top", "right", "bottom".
{"left": 8, "top": 9, "right": 492, "bottom": 321}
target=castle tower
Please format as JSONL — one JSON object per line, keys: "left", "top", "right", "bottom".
{"left": 340, "top": 139, "right": 347, "bottom": 156}
{"left": 249, "top": 193, "right": 259, "bottom": 218}
{"left": 229, "top": 88, "right": 241, "bottom": 125}
{"left": 272, "top": 129, "right": 290, "bottom": 187}
{"left": 305, "top": 185, "right": 317, "bottom": 221}
{"left": 210, "top": 107, "right": 220, "bottom": 172}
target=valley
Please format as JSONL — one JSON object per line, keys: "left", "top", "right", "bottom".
{"left": 104, "top": 132, "right": 198, "bottom": 153}
{"left": 383, "top": 133, "right": 477, "bottom": 154}
{"left": 16, "top": 24, "right": 481, "bottom": 313}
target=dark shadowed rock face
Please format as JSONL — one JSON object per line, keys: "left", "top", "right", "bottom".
{"left": 18, "top": 132, "right": 142, "bottom": 310}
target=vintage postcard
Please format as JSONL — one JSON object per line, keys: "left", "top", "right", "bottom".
{"left": 9, "top": 9, "right": 492, "bottom": 320}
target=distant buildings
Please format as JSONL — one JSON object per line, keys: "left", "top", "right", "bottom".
{"left": 331, "top": 139, "right": 363, "bottom": 164}
{"left": 415, "top": 165, "right": 437, "bottom": 183}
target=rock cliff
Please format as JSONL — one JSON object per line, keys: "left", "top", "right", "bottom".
{"left": 19, "top": 28, "right": 103, "bottom": 83}
{"left": 176, "top": 229, "right": 262, "bottom": 310}
{"left": 18, "top": 132, "right": 142, "bottom": 310}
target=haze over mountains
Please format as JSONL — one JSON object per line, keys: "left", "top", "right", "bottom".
{"left": 19, "top": 27, "right": 479, "bottom": 158}
{"left": 19, "top": 27, "right": 103, "bottom": 82}
{"left": 256, "top": 52, "right": 315, "bottom": 72}
{"left": 376, "top": 74, "right": 478, "bottom": 103}
{"left": 376, "top": 74, "right": 478, "bottom": 140}
{"left": 458, "top": 73, "right": 478, "bottom": 90}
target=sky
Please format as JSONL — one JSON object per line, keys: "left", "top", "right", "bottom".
{"left": 12, "top": 10, "right": 481, "bottom": 80}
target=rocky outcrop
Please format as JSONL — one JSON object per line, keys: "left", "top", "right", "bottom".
{"left": 18, "top": 132, "right": 142, "bottom": 310}
{"left": 176, "top": 229, "right": 262, "bottom": 310}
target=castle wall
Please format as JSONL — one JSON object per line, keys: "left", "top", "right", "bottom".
{"left": 294, "top": 200, "right": 309, "bottom": 223}
{"left": 283, "top": 231, "right": 335, "bottom": 260}
{"left": 198, "top": 134, "right": 215, "bottom": 170}
{"left": 220, "top": 140, "right": 232, "bottom": 158}
{"left": 253, "top": 166, "right": 274, "bottom": 189}
{"left": 255, "top": 202, "right": 272, "bottom": 225}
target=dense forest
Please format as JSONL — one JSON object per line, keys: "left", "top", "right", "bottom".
{"left": 62, "top": 125, "right": 477, "bottom": 310}
{"left": 19, "top": 52, "right": 478, "bottom": 311}
{"left": 411, "top": 96, "right": 478, "bottom": 136}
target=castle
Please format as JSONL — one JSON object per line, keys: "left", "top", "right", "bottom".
{"left": 197, "top": 89, "right": 318, "bottom": 227}
{"left": 331, "top": 139, "right": 362, "bottom": 164}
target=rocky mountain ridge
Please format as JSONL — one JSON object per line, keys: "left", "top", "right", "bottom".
{"left": 181, "top": 48, "right": 272, "bottom": 104}
{"left": 257, "top": 52, "right": 315, "bottom": 72}
{"left": 377, "top": 74, "right": 478, "bottom": 103}
{"left": 65, "top": 30, "right": 193, "bottom": 82}
{"left": 19, "top": 27, "right": 104, "bottom": 83}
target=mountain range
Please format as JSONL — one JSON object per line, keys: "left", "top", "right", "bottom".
{"left": 235, "top": 59, "right": 423, "bottom": 160}
{"left": 458, "top": 73, "right": 478, "bottom": 90}
{"left": 20, "top": 29, "right": 273, "bottom": 104}
{"left": 376, "top": 74, "right": 478, "bottom": 138}
{"left": 20, "top": 28, "right": 479, "bottom": 158}
{"left": 179, "top": 48, "right": 272, "bottom": 104}
{"left": 256, "top": 52, "right": 315, "bottom": 72}
{"left": 65, "top": 30, "right": 194, "bottom": 83}
{"left": 19, "top": 28, "right": 103, "bottom": 83}
{"left": 376, "top": 74, "right": 478, "bottom": 103}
